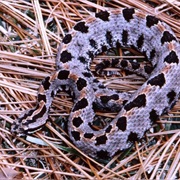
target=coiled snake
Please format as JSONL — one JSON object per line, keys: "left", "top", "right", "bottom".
{"left": 11, "top": 8, "right": 180, "bottom": 158}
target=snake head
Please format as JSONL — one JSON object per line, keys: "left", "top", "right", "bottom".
{"left": 11, "top": 120, "right": 31, "bottom": 136}
{"left": 11, "top": 103, "right": 49, "bottom": 136}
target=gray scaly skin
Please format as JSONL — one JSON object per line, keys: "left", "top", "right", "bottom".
{"left": 11, "top": 8, "right": 180, "bottom": 158}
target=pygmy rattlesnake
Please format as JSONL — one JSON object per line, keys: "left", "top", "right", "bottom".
{"left": 11, "top": 8, "right": 180, "bottom": 158}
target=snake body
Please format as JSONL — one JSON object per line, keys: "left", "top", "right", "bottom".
{"left": 11, "top": 8, "right": 180, "bottom": 158}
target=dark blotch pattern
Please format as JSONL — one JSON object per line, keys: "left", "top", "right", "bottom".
{"left": 32, "top": 105, "right": 47, "bottom": 122}
{"left": 60, "top": 50, "right": 72, "bottom": 63}
{"left": 97, "top": 150, "right": 109, "bottom": 159}
{"left": 122, "top": 8, "right": 135, "bottom": 22}
{"left": 84, "top": 133, "right": 94, "bottom": 139}
{"left": 71, "top": 131, "right": 80, "bottom": 141}
{"left": 150, "top": 49, "right": 156, "bottom": 59}
{"left": 147, "top": 73, "right": 165, "bottom": 87}
{"left": 106, "top": 31, "right": 113, "bottom": 46}
{"left": 116, "top": 40, "right": 121, "bottom": 48}
{"left": 51, "top": 91, "right": 55, "bottom": 97}
{"left": 136, "top": 34, "right": 144, "bottom": 49}
{"left": 167, "top": 90, "right": 176, "bottom": 104}
{"left": 100, "top": 94, "right": 119, "bottom": 104}
{"left": 149, "top": 109, "right": 159, "bottom": 123}
{"left": 42, "top": 76, "right": 51, "bottom": 90}
{"left": 105, "top": 125, "right": 112, "bottom": 133}
{"left": 95, "top": 134, "right": 107, "bottom": 145}
{"left": 161, "top": 31, "right": 176, "bottom": 45}
{"left": 72, "top": 117, "right": 83, "bottom": 128}
{"left": 123, "top": 100, "right": 128, "bottom": 105}
{"left": 120, "top": 59, "right": 128, "bottom": 67}
{"left": 124, "top": 94, "right": 146, "bottom": 111}
{"left": 28, "top": 109, "right": 37, "bottom": 117}
{"left": 87, "top": 50, "right": 94, "bottom": 59}
{"left": 58, "top": 70, "right": 70, "bottom": 80}
{"left": 37, "top": 94, "right": 46, "bottom": 103}
{"left": 62, "top": 34, "right": 72, "bottom": 44}
{"left": 76, "top": 77, "right": 87, "bottom": 91}
{"left": 101, "top": 45, "right": 107, "bottom": 52}
{"left": 111, "top": 94, "right": 119, "bottom": 100}
{"left": 95, "top": 10, "right": 110, "bottom": 21}
{"left": 144, "top": 66, "right": 153, "bottom": 74}
{"left": 78, "top": 56, "right": 86, "bottom": 63}
{"left": 164, "top": 51, "right": 179, "bottom": 64}
{"left": 82, "top": 72, "right": 92, "bottom": 78}
{"left": 72, "top": 98, "right": 88, "bottom": 112}
{"left": 127, "top": 132, "right": 138, "bottom": 142}
{"left": 146, "top": 15, "right": 159, "bottom": 28}
{"left": 99, "top": 96, "right": 109, "bottom": 104}
{"left": 19, "top": 108, "right": 35, "bottom": 125}
{"left": 74, "top": 21, "right": 88, "bottom": 33}
{"left": 116, "top": 116, "right": 127, "bottom": 131}
{"left": 122, "top": 30, "right": 128, "bottom": 45}
{"left": 130, "top": 61, "right": 140, "bottom": 69}
{"left": 89, "top": 39, "right": 97, "bottom": 49}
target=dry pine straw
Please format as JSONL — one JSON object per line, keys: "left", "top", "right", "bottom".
{"left": 0, "top": 0, "right": 180, "bottom": 179}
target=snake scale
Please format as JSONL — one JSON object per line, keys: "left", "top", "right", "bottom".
{"left": 11, "top": 8, "right": 180, "bottom": 158}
